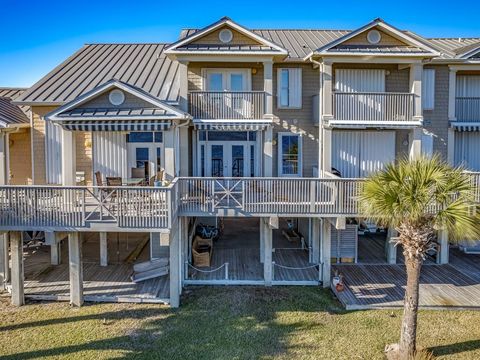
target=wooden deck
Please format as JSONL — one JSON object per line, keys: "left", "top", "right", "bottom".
{"left": 186, "top": 218, "right": 320, "bottom": 284}
{"left": 332, "top": 248, "right": 480, "bottom": 310}
{"left": 20, "top": 233, "right": 170, "bottom": 304}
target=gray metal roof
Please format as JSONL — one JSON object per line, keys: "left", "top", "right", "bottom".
{"left": 328, "top": 45, "right": 429, "bottom": 54}
{"left": 15, "top": 44, "right": 180, "bottom": 105}
{"left": 57, "top": 107, "right": 169, "bottom": 119}
{"left": 0, "top": 88, "right": 29, "bottom": 126}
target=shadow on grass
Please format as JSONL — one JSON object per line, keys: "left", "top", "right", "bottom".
{"left": 430, "top": 339, "right": 480, "bottom": 357}
{"left": 0, "top": 286, "right": 345, "bottom": 360}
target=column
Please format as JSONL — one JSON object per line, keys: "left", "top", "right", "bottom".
{"left": 311, "top": 218, "right": 321, "bottom": 263}
{"left": 169, "top": 223, "right": 181, "bottom": 308}
{"left": 99, "top": 232, "right": 108, "bottom": 267}
{"left": 447, "top": 127, "right": 455, "bottom": 165}
{"left": 263, "top": 60, "right": 273, "bottom": 117}
{"left": 263, "top": 126, "right": 273, "bottom": 177}
{"left": 178, "top": 61, "right": 189, "bottom": 112}
{"left": 259, "top": 219, "right": 265, "bottom": 264}
{"left": 10, "top": 232, "right": 24, "bottom": 306}
{"left": 438, "top": 229, "right": 449, "bottom": 265}
{"left": 322, "top": 128, "right": 332, "bottom": 173}
{"left": 0, "top": 132, "right": 7, "bottom": 185}
{"left": 386, "top": 228, "right": 398, "bottom": 265}
{"left": 61, "top": 128, "right": 76, "bottom": 186}
{"left": 409, "top": 127, "right": 423, "bottom": 160}
{"left": 448, "top": 68, "right": 457, "bottom": 121}
{"left": 164, "top": 128, "right": 175, "bottom": 181}
{"left": 263, "top": 218, "right": 273, "bottom": 285}
{"left": 68, "top": 233, "right": 83, "bottom": 306}
{"left": 410, "top": 63, "right": 423, "bottom": 121}
{"left": 49, "top": 233, "right": 62, "bottom": 266}
{"left": 321, "top": 219, "right": 331, "bottom": 288}
{"left": 321, "top": 61, "right": 333, "bottom": 120}
{"left": 0, "top": 232, "right": 8, "bottom": 290}
{"left": 177, "top": 60, "right": 189, "bottom": 177}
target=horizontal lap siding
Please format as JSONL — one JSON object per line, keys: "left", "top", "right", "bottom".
{"left": 8, "top": 129, "right": 32, "bottom": 185}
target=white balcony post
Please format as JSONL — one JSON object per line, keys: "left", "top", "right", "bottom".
{"left": 438, "top": 229, "right": 449, "bottom": 265}
{"left": 386, "top": 228, "right": 398, "bottom": 264}
{"left": 178, "top": 60, "right": 190, "bottom": 177}
{"left": 321, "top": 61, "right": 334, "bottom": 121}
{"left": 0, "top": 232, "right": 9, "bottom": 290}
{"left": 0, "top": 133, "right": 7, "bottom": 185}
{"left": 410, "top": 63, "right": 423, "bottom": 121}
{"left": 311, "top": 218, "right": 321, "bottom": 263}
{"left": 99, "top": 232, "right": 108, "bottom": 267}
{"left": 448, "top": 67, "right": 457, "bottom": 121}
{"left": 61, "top": 128, "right": 76, "bottom": 186}
{"left": 164, "top": 128, "right": 175, "bottom": 181}
{"left": 447, "top": 127, "right": 455, "bottom": 165}
{"left": 68, "top": 232, "right": 83, "bottom": 307}
{"left": 169, "top": 220, "right": 182, "bottom": 308}
{"left": 259, "top": 219, "right": 265, "bottom": 264}
{"left": 45, "top": 232, "right": 62, "bottom": 266}
{"left": 409, "top": 127, "right": 423, "bottom": 160}
{"left": 263, "top": 60, "right": 273, "bottom": 117}
{"left": 263, "top": 126, "right": 273, "bottom": 177}
{"left": 263, "top": 218, "right": 273, "bottom": 285}
{"left": 10, "top": 232, "right": 24, "bottom": 306}
{"left": 321, "top": 219, "right": 331, "bottom": 288}
{"left": 322, "top": 128, "right": 332, "bottom": 173}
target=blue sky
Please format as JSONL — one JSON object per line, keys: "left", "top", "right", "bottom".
{"left": 1, "top": 0, "right": 479, "bottom": 87}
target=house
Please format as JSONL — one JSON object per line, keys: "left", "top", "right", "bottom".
{"left": 1, "top": 17, "right": 480, "bottom": 308}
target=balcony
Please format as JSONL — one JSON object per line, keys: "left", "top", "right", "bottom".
{"left": 331, "top": 92, "right": 417, "bottom": 127}
{"left": 455, "top": 97, "right": 480, "bottom": 122}
{"left": 188, "top": 91, "right": 265, "bottom": 120}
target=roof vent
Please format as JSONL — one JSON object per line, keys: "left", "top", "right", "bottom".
{"left": 367, "top": 30, "right": 382, "bottom": 44}
{"left": 219, "top": 28, "right": 233, "bottom": 44}
{"left": 109, "top": 89, "right": 125, "bottom": 106}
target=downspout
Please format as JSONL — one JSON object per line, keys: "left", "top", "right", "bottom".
{"left": 308, "top": 56, "right": 324, "bottom": 177}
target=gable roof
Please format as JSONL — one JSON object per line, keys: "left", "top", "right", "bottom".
{"left": 14, "top": 44, "right": 181, "bottom": 106}
{"left": 45, "top": 79, "right": 190, "bottom": 122}
{"left": 0, "top": 88, "right": 30, "bottom": 127}
{"left": 307, "top": 18, "right": 440, "bottom": 58}
{"left": 166, "top": 17, "right": 288, "bottom": 56}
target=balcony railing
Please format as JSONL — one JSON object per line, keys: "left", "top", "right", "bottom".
{"left": 455, "top": 97, "right": 480, "bottom": 122}
{"left": 188, "top": 91, "right": 265, "bottom": 120}
{"left": 333, "top": 92, "right": 415, "bottom": 123}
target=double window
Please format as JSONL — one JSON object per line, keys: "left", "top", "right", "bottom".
{"left": 278, "top": 133, "right": 302, "bottom": 177}
{"left": 277, "top": 68, "right": 302, "bottom": 108}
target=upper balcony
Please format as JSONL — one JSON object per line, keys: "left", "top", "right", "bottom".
{"left": 188, "top": 91, "right": 265, "bottom": 120}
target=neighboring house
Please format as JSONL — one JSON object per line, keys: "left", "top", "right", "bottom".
{"left": 1, "top": 17, "right": 480, "bottom": 308}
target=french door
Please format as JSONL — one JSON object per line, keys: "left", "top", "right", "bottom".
{"left": 207, "top": 143, "right": 250, "bottom": 177}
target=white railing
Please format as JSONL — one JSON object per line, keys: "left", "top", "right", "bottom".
{"left": 188, "top": 91, "right": 265, "bottom": 119}
{"left": 467, "top": 172, "right": 480, "bottom": 203}
{"left": 455, "top": 97, "right": 480, "bottom": 122}
{"left": 0, "top": 185, "right": 173, "bottom": 230}
{"left": 333, "top": 92, "right": 415, "bottom": 122}
{"left": 177, "top": 177, "right": 364, "bottom": 216}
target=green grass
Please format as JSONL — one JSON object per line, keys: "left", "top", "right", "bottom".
{"left": 0, "top": 287, "right": 479, "bottom": 359}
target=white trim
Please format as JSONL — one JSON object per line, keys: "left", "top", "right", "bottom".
{"left": 326, "top": 120, "right": 423, "bottom": 129}
{"left": 277, "top": 132, "right": 302, "bottom": 177}
{"left": 202, "top": 68, "right": 251, "bottom": 91}
{"left": 458, "top": 46, "right": 480, "bottom": 60}
{"left": 165, "top": 17, "right": 288, "bottom": 55}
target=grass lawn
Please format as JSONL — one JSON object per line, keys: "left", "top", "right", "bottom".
{"left": 0, "top": 287, "right": 479, "bottom": 359}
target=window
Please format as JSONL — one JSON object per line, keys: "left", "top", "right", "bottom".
{"left": 277, "top": 68, "right": 302, "bottom": 108}
{"left": 278, "top": 133, "right": 302, "bottom": 176}
{"left": 127, "top": 132, "right": 163, "bottom": 143}
{"left": 422, "top": 69, "right": 435, "bottom": 110}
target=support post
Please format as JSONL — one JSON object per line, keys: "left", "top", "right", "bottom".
{"left": 10, "top": 232, "right": 24, "bottom": 306}
{"left": 99, "top": 232, "right": 108, "bottom": 267}
{"left": 321, "top": 219, "right": 331, "bottom": 288}
{"left": 45, "top": 232, "right": 62, "bottom": 266}
{"left": 311, "top": 218, "right": 320, "bottom": 263}
{"left": 61, "top": 128, "right": 76, "bottom": 186}
{"left": 321, "top": 61, "right": 333, "bottom": 120}
{"left": 259, "top": 219, "right": 265, "bottom": 264}
{"left": 410, "top": 63, "right": 423, "bottom": 121}
{"left": 322, "top": 128, "right": 332, "bottom": 173}
{"left": 0, "top": 133, "right": 7, "bottom": 185}
{"left": 386, "top": 228, "right": 398, "bottom": 265}
{"left": 169, "top": 223, "right": 181, "bottom": 308}
{"left": 409, "top": 127, "right": 422, "bottom": 160}
{"left": 263, "top": 60, "right": 273, "bottom": 117}
{"left": 448, "top": 67, "right": 457, "bottom": 121}
{"left": 263, "top": 126, "right": 273, "bottom": 177}
{"left": 68, "top": 233, "right": 83, "bottom": 306}
{"left": 164, "top": 128, "right": 175, "bottom": 181}
{"left": 263, "top": 218, "right": 273, "bottom": 285}
{"left": 0, "top": 232, "right": 9, "bottom": 290}
{"left": 447, "top": 127, "right": 455, "bottom": 165}
{"left": 438, "top": 229, "right": 449, "bottom": 265}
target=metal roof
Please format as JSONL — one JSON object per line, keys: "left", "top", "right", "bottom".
{"left": 56, "top": 107, "right": 169, "bottom": 119}
{"left": 0, "top": 88, "right": 29, "bottom": 126}
{"left": 328, "top": 45, "right": 429, "bottom": 54}
{"left": 174, "top": 44, "right": 278, "bottom": 52}
{"left": 15, "top": 44, "right": 180, "bottom": 105}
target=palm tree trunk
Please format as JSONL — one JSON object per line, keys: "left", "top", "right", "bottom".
{"left": 399, "top": 255, "right": 422, "bottom": 359}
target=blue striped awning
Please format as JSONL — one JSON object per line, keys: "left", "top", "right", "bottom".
{"left": 59, "top": 120, "right": 172, "bottom": 131}
{"left": 452, "top": 123, "right": 480, "bottom": 132}
{"left": 193, "top": 120, "right": 272, "bottom": 131}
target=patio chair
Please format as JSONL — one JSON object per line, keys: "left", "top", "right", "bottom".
{"left": 131, "top": 167, "right": 145, "bottom": 179}
{"left": 95, "top": 171, "right": 104, "bottom": 186}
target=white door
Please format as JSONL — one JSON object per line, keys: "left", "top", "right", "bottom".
{"left": 207, "top": 143, "right": 250, "bottom": 177}
{"left": 332, "top": 131, "right": 395, "bottom": 178}
{"left": 455, "top": 132, "right": 480, "bottom": 171}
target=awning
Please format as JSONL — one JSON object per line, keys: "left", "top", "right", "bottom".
{"left": 57, "top": 119, "right": 172, "bottom": 131}
{"left": 193, "top": 119, "right": 272, "bottom": 131}
{"left": 452, "top": 122, "right": 480, "bottom": 132}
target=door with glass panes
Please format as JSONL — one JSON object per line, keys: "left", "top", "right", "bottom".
{"left": 207, "top": 143, "right": 252, "bottom": 177}
{"left": 126, "top": 132, "right": 164, "bottom": 182}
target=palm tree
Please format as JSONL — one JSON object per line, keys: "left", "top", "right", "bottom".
{"left": 358, "top": 155, "right": 480, "bottom": 359}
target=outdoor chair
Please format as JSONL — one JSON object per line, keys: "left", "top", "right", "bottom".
{"left": 131, "top": 167, "right": 145, "bottom": 179}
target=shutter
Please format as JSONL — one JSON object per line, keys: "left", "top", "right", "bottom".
{"left": 93, "top": 132, "right": 128, "bottom": 183}
{"left": 455, "top": 132, "right": 480, "bottom": 171}
{"left": 335, "top": 69, "right": 385, "bottom": 92}
{"left": 331, "top": 224, "right": 358, "bottom": 262}
{"left": 45, "top": 121, "right": 62, "bottom": 184}
{"left": 359, "top": 131, "right": 395, "bottom": 177}
{"left": 422, "top": 69, "right": 435, "bottom": 110}
{"left": 332, "top": 131, "right": 361, "bottom": 178}
{"left": 288, "top": 68, "right": 302, "bottom": 108}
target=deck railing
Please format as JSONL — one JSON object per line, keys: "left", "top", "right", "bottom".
{"left": 455, "top": 97, "right": 480, "bottom": 122}
{"left": 188, "top": 91, "right": 265, "bottom": 119}
{"left": 333, "top": 92, "right": 415, "bottom": 122}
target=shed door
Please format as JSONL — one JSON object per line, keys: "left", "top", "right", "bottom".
{"left": 332, "top": 131, "right": 395, "bottom": 178}
{"left": 455, "top": 132, "right": 480, "bottom": 171}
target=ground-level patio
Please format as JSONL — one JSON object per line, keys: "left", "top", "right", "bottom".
{"left": 17, "top": 232, "right": 169, "bottom": 304}
{"left": 332, "top": 248, "right": 480, "bottom": 310}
